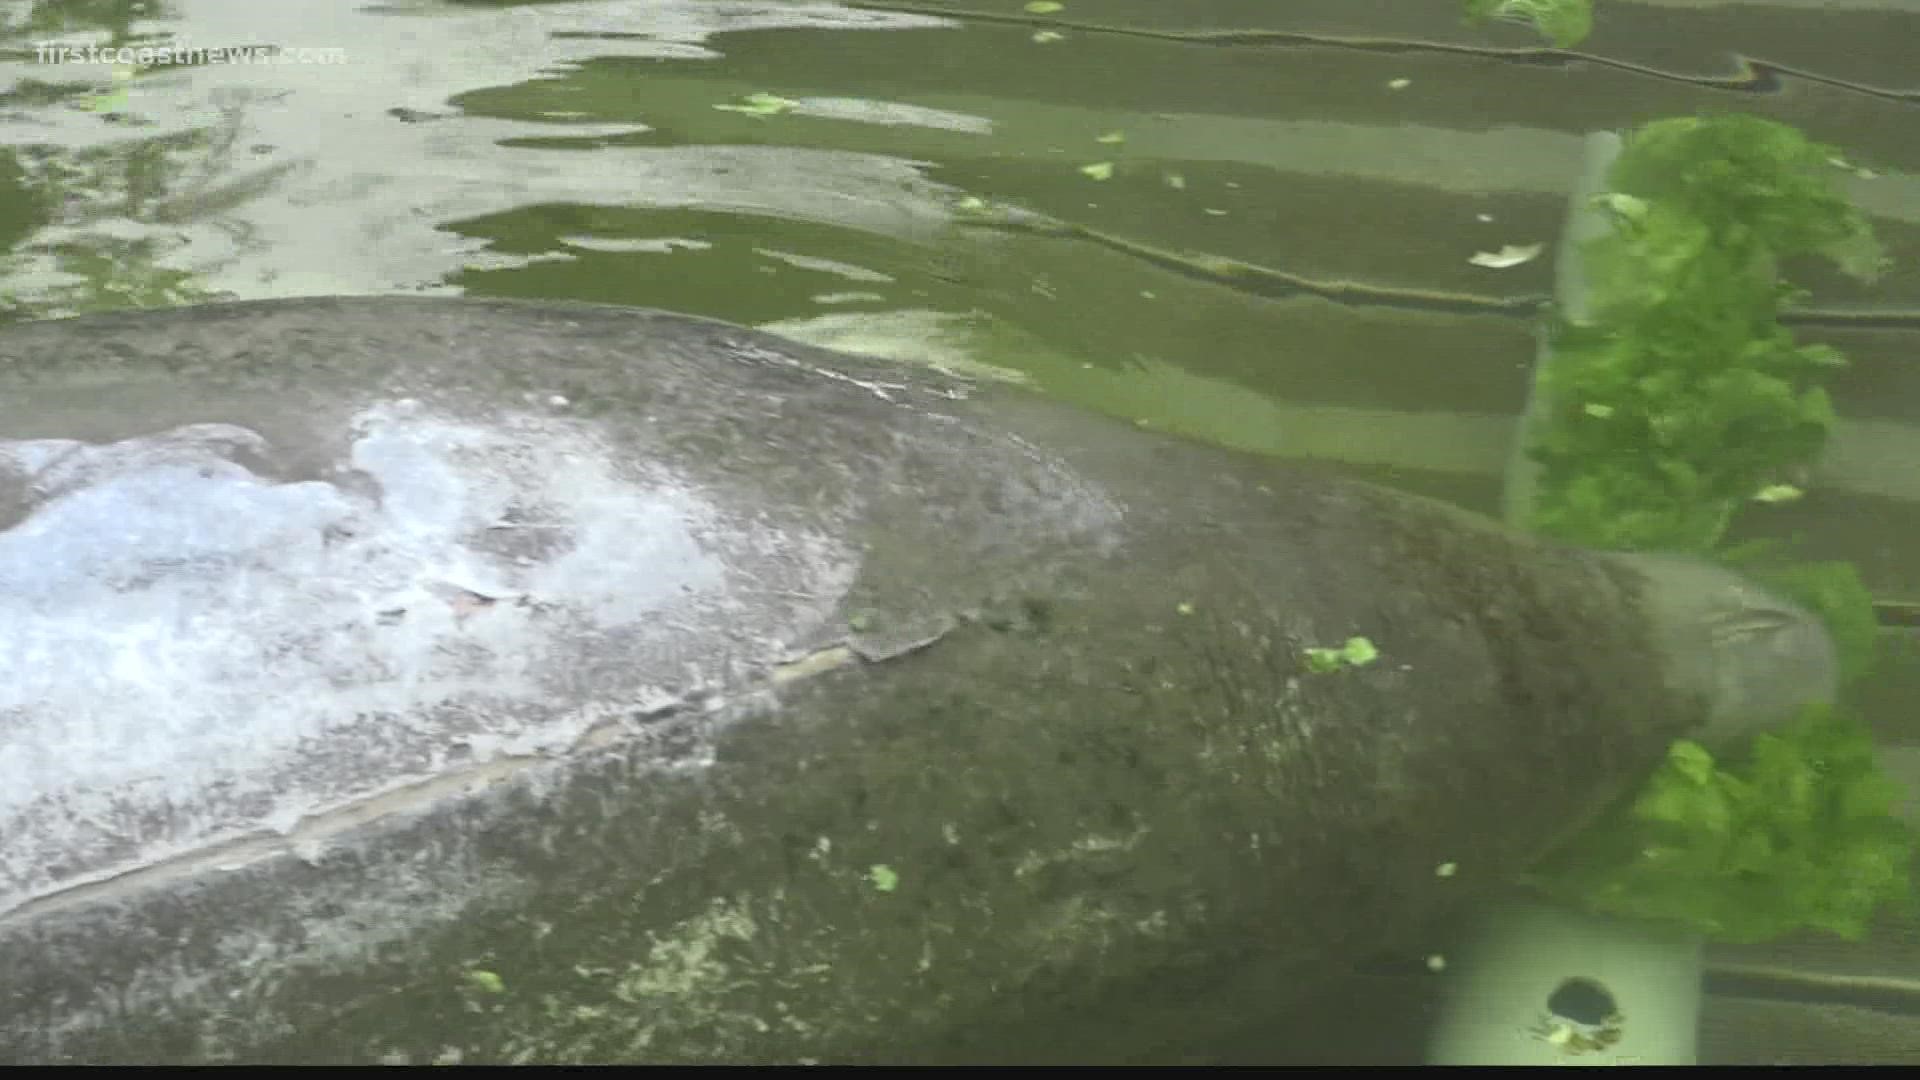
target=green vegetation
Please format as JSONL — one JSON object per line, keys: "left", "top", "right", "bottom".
{"left": 713, "top": 92, "right": 799, "bottom": 117}
{"left": 1462, "top": 0, "right": 1594, "bottom": 49}
{"left": 1525, "top": 115, "right": 1883, "bottom": 556}
{"left": 1732, "top": 548, "right": 1886, "bottom": 688}
{"left": 1516, "top": 113, "right": 1914, "bottom": 942}
{"left": 1302, "top": 635, "right": 1379, "bottom": 674}
{"left": 866, "top": 864, "right": 900, "bottom": 893}
{"left": 1526, "top": 707, "right": 1914, "bottom": 943}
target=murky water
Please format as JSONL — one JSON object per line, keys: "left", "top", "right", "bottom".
{"left": 1, "top": 0, "right": 1916, "bottom": 1064}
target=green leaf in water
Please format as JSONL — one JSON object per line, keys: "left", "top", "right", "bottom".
{"left": 715, "top": 92, "right": 799, "bottom": 117}
{"left": 1527, "top": 705, "right": 1917, "bottom": 944}
{"left": 1461, "top": 0, "right": 1593, "bottom": 48}
{"left": 1303, "top": 636, "right": 1379, "bottom": 673}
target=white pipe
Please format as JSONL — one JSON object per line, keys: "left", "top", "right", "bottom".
{"left": 1426, "top": 899, "right": 1703, "bottom": 1065}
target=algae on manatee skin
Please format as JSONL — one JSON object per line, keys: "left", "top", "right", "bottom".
{"left": 609, "top": 898, "right": 761, "bottom": 1006}
{"left": 498, "top": 891, "right": 841, "bottom": 1063}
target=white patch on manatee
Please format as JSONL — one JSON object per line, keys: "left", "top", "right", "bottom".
{"left": 0, "top": 403, "right": 856, "bottom": 918}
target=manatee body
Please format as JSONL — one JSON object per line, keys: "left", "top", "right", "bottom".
{"left": 0, "top": 298, "right": 1833, "bottom": 1064}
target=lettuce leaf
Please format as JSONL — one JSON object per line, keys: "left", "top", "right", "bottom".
{"left": 1525, "top": 705, "right": 1916, "bottom": 943}
{"left": 1462, "top": 0, "right": 1595, "bottom": 48}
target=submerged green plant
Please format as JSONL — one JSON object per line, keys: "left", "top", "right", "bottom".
{"left": 1518, "top": 113, "right": 1914, "bottom": 942}
{"left": 1604, "top": 115, "right": 1886, "bottom": 281}
{"left": 1526, "top": 705, "right": 1915, "bottom": 943}
{"left": 1525, "top": 115, "right": 1876, "bottom": 556}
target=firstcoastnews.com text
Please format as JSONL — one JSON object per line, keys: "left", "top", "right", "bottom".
{"left": 35, "top": 43, "right": 348, "bottom": 66}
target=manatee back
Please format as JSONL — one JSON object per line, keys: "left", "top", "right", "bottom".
{"left": 0, "top": 297, "right": 1800, "bottom": 1064}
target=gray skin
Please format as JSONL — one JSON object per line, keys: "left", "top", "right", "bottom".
{"left": 0, "top": 297, "right": 1833, "bottom": 1064}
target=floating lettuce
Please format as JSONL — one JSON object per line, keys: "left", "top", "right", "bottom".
{"left": 1462, "top": 0, "right": 1594, "bottom": 48}
{"left": 1603, "top": 115, "right": 1887, "bottom": 282}
{"left": 1519, "top": 114, "right": 1915, "bottom": 942}
{"left": 1526, "top": 706, "right": 1915, "bottom": 943}
{"left": 1303, "top": 635, "right": 1379, "bottom": 674}
{"left": 1526, "top": 116, "right": 1877, "bottom": 557}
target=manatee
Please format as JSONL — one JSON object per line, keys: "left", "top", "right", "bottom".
{"left": 0, "top": 297, "right": 1834, "bottom": 1064}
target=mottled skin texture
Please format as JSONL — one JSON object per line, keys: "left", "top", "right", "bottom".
{"left": 0, "top": 298, "right": 1831, "bottom": 1063}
